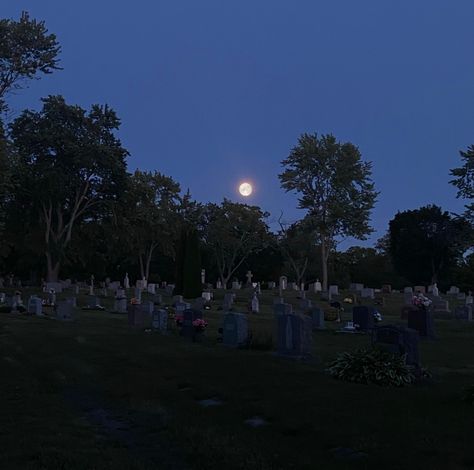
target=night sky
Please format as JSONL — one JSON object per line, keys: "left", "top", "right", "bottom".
{"left": 3, "top": 1, "right": 473, "bottom": 247}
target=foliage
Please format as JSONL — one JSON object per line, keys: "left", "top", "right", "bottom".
{"left": 450, "top": 144, "right": 474, "bottom": 219}
{"left": 279, "top": 133, "right": 377, "bottom": 291}
{"left": 202, "top": 199, "right": 270, "bottom": 286}
{"left": 326, "top": 348, "right": 417, "bottom": 387}
{"left": 182, "top": 228, "right": 202, "bottom": 299}
{"left": 388, "top": 205, "right": 472, "bottom": 285}
{"left": 7, "top": 95, "right": 128, "bottom": 281}
{"left": 0, "top": 11, "right": 60, "bottom": 106}
{"left": 118, "top": 170, "right": 181, "bottom": 280}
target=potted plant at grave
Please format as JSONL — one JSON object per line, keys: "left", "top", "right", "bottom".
{"left": 412, "top": 293, "right": 432, "bottom": 312}
{"left": 192, "top": 318, "right": 208, "bottom": 342}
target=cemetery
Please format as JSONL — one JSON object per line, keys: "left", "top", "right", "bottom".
{"left": 1, "top": 6, "right": 474, "bottom": 470}
{"left": 0, "top": 280, "right": 473, "bottom": 469}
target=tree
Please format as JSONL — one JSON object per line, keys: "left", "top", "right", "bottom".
{"left": 277, "top": 214, "right": 316, "bottom": 285}
{"left": 450, "top": 144, "right": 474, "bottom": 219}
{"left": 388, "top": 205, "right": 472, "bottom": 285}
{"left": 119, "top": 170, "right": 181, "bottom": 280}
{"left": 279, "top": 133, "right": 378, "bottom": 291}
{"left": 182, "top": 228, "right": 202, "bottom": 298}
{"left": 8, "top": 95, "right": 128, "bottom": 281}
{"left": 202, "top": 199, "right": 270, "bottom": 287}
{"left": 0, "top": 11, "right": 60, "bottom": 108}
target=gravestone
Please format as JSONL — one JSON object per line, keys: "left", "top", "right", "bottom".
{"left": 173, "top": 295, "right": 184, "bottom": 306}
{"left": 193, "top": 297, "right": 206, "bottom": 311}
{"left": 309, "top": 307, "right": 325, "bottom": 330}
{"left": 142, "top": 300, "right": 154, "bottom": 316}
{"left": 147, "top": 283, "right": 156, "bottom": 295}
{"left": 401, "top": 305, "right": 418, "bottom": 319}
{"left": 404, "top": 287, "right": 413, "bottom": 294}
{"left": 447, "top": 286, "right": 460, "bottom": 295}
{"left": 329, "top": 285, "right": 339, "bottom": 296}
{"left": 114, "top": 298, "right": 127, "bottom": 314}
{"left": 231, "top": 281, "right": 241, "bottom": 290}
{"left": 181, "top": 309, "right": 203, "bottom": 340}
{"left": 361, "top": 288, "right": 375, "bottom": 299}
{"left": 466, "top": 295, "right": 474, "bottom": 305}
{"left": 27, "top": 296, "right": 43, "bottom": 316}
{"left": 165, "top": 284, "right": 175, "bottom": 296}
{"left": 202, "top": 292, "right": 212, "bottom": 302}
{"left": 134, "top": 287, "right": 142, "bottom": 302}
{"left": 275, "top": 314, "right": 312, "bottom": 358}
{"left": 352, "top": 306, "right": 375, "bottom": 331}
{"left": 175, "top": 301, "right": 191, "bottom": 313}
{"left": 299, "top": 298, "right": 312, "bottom": 311}
{"left": 127, "top": 304, "right": 144, "bottom": 328}
{"left": 314, "top": 280, "right": 322, "bottom": 292}
{"left": 407, "top": 309, "right": 435, "bottom": 338}
{"left": 372, "top": 325, "right": 420, "bottom": 367}
{"left": 216, "top": 280, "right": 223, "bottom": 289}
{"left": 223, "top": 312, "right": 249, "bottom": 348}
{"left": 404, "top": 292, "right": 414, "bottom": 305}
{"left": 454, "top": 305, "right": 473, "bottom": 321}
{"left": 279, "top": 276, "right": 287, "bottom": 290}
{"left": 222, "top": 293, "right": 235, "bottom": 310}
{"left": 66, "top": 297, "right": 77, "bottom": 308}
{"left": 381, "top": 284, "right": 392, "bottom": 294}
{"left": 46, "top": 282, "right": 63, "bottom": 293}
{"left": 56, "top": 301, "right": 75, "bottom": 321}
{"left": 251, "top": 293, "right": 259, "bottom": 313}
{"left": 87, "top": 296, "right": 100, "bottom": 308}
{"left": 320, "top": 291, "right": 332, "bottom": 302}
{"left": 273, "top": 303, "right": 293, "bottom": 316}
{"left": 457, "top": 293, "right": 466, "bottom": 301}
{"left": 124, "top": 273, "right": 130, "bottom": 289}
{"left": 152, "top": 309, "right": 168, "bottom": 332}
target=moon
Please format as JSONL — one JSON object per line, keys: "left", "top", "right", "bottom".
{"left": 239, "top": 182, "right": 253, "bottom": 197}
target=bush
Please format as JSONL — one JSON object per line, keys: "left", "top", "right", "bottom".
{"left": 326, "top": 347, "right": 417, "bottom": 387}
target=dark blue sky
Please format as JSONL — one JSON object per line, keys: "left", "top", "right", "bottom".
{"left": 3, "top": 1, "right": 473, "bottom": 247}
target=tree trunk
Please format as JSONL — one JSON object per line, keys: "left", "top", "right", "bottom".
{"left": 46, "top": 251, "right": 60, "bottom": 282}
{"left": 321, "top": 238, "right": 329, "bottom": 292}
{"left": 138, "top": 253, "right": 145, "bottom": 279}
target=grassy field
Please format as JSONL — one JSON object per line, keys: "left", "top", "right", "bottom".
{"left": 0, "top": 287, "right": 473, "bottom": 470}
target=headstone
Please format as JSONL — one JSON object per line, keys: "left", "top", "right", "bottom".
{"left": 275, "top": 314, "right": 312, "bottom": 358}
{"left": 201, "top": 269, "right": 206, "bottom": 285}
{"left": 407, "top": 309, "right": 435, "bottom": 338}
{"left": 279, "top": 276, "right": 287, "bottom": 291}
{"left": 147, "top": 283, "right": 156, "bottom": 295}
{"left": 142, "top": 300, "right": 154, "bottom": 316}
{"left": 165, "top": 284, "right": 175, "bottom": 296}
{"left": 466, "top": 295, "right": 474, "bottom": 305}
{"left": 128, "top": 304, "right": 144, "bottom": 328}
{"left": 361, "top": 288, "right": 375, "bottom": 299}
{"left": 152, "top": 309, "right": 168, "bottom": 332}
{"left": 381, "top": 284, "right": 392, "bottom": 294}
{"left": 134, "top": 287, "right": 142, "bottom": 302}
{"left": 175, "top": 301, "right": 191, "bottom": 313}
{"left": 404, "top": 287, "right": 413, "bottom": 294}
{"left": 124, "top": 273, "right": 130, "bottom": 289}
{"left": 404, "top": 292, "right": 414, "bottom": 305}
{"left": 202, "top": 292, "right": 212, "bottom": 302}
{"left": 114, "top": 298, "right": 127, "bottom": 314}
{"left": 401, "top": 305, "right": 418, "bottom": 319}
{"left": 173, "top": 295, "right": 184, "bottom": 305}
{"left": 231, "top": 281, "right": 241, "bottom": 290}
{"left": 309, "top": 307, "right": 325, "bottom": 330}
{"left": 27, "top": 296, "right": 43, "bottom": 316}
{"left": 299, "top": 298, "right": 312, "bottom": 311}
{"left": 245, "top": 270, "right": 253, "bottom": 286}
{"left": 193, "top": 297, "right": 206, "bottom": 310}
{"left": 46, "top": 282, "right": 63, "bottom": 293}
{"left": 223, "top": 312, "right": 249, "bottom": 347}
{"left": 352, "top": 306, "right": 375, "bottom": 331}
{"left": 216, "top": 280, "right": 223, "bottom": 289}
{"left": 314, "top": 279, "right": 322, "bottom": 292}
{"left": 372, "top": 325, "right": 420, "bottom": 367}
{"left": 87, "top": 296, "right": 99, "bottom": 308}
{"left": 447, "top": 286, "right": 460, "bottom": 295}
{"left": 432, "top": 283, "right": 439, "bottom": 297}
{"left": 320, "top": 291, "right": 332, "bottom": 302}
{"left": 251, "top": 293, "right": 259, "bottom": 313}
{"left": 181, "top": 309, "right": 203, "bottom": 340}
{"left": 454, "top": 305, "right": 473, "bottom": 321}
{"left": 56, "top": 301, "right": 75, "bottom": 321}
{"left": 268, "top": 281, "right": 276, "bottom": 289}
{"left": 329, "top": 285, "right": 339, "bottom": 296}
{"left": 457, "top": 293, "right": 466, "bottom": 301}
{"left": 273, "top": 303, "right": 292, "bottom": 316}
{"left": 66, "top": 297, "right": 77, "bottom": 308}
{"left": 153, "top": 294, "right": 163, "bottom": 305}
{"left": 223, "top": 293, "right": 235, "bottom": 310}
{"left": 350, "top": 283, "right": 364, "bottom": 292}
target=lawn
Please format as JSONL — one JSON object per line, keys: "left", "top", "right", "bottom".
{"left": 0, "top": 288, "right": 473, "bottom": 470}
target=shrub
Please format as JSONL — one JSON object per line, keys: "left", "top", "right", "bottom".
{"left": 326, "top": 347, "right": 417, "bottom": 387}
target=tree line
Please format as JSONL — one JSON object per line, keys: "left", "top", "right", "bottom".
{"left": 1, "top": 12, "right": 474, "bottom": 292}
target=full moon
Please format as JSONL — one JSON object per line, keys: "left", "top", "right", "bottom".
{"left": 239, "top": 182, "right": 253, "bottom": 197}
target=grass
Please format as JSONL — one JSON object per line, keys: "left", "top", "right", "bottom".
{"left": 0, "top": 287, "right": 473, "bottom": 469}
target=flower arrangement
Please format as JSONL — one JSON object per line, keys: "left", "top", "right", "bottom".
{"left": 413, "top": 293, "right": 432, "bottom": 310}
{"left": 130, "top": 298, "right": 141, "bottom": 305}
{"left": 175, "top": 313, "right": 184, "bottom": 327}
{"left": 192, "top": 318, "right": 208, "bottom": 331}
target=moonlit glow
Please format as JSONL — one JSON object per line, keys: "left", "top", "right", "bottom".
{"left": 239, "top": 182, "right": 253, "bottom": 197}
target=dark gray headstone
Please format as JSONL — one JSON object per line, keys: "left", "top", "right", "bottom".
{"left": 372, "top": 325, "right": 420, "bottom": 367}
{"left": 152, "top": 309, "right": 168, "bottom": 332}
{"left": 273, "top": 303, "right": 292, "bottom": 316}
{"left": 310, "top": 307, "right": 325, "bottom": 330}
{"left": 181, "top": 309, "right": 203, "bottom": 340}
{"left": 454, "top": 305, "right": 472, "bottom": 321}
{"left": 56, "top": 301, "right": 75, "bottom": 321}
{"left": 407, "top": 308, "right": 435, "bottom": 338}
{"left": 127, "top": 304, "right": 144, "bottom": 328}
{"left": 223, "top": 312, "right": 249, "bottom": 348}
{"left": 352, "top": 306, "right": 375, "bottom": 331}
{"left": 114, "top": 298, "right": 127, "bottom": 313}
{"left": 275, "top": 314, "right": 312, "bottom": 358}
{"left": 27, "top": 296, "right": 42, "bottom": 316}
